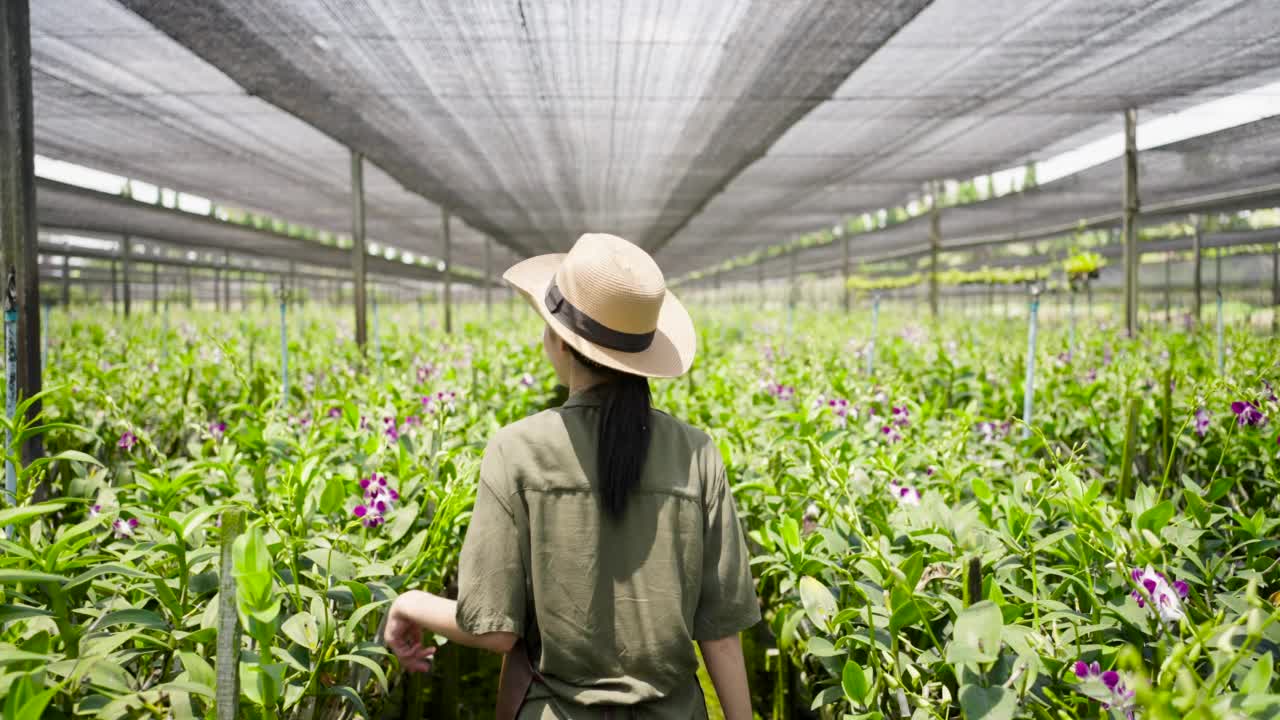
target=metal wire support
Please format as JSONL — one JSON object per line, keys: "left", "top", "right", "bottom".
{"left": 1122, "top": 108, "right": 1140, "bottom": 337}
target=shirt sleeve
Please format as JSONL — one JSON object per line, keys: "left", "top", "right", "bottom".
{"left": 693, "top": 449, "right": 762, "bottom": 640}
{"left": 455, "top": 438, "right": 527, "bottom": 637}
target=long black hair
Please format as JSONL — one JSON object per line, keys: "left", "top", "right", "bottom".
{"left": 568, "top": 346, "right": 651, "bottom": 519}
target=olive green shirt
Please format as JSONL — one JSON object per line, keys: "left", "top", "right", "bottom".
{"left": 455, "top": 388, "right": 761, "bottom": 718}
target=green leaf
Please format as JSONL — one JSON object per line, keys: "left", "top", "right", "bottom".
{"left": 947, "top": 600, "right": 1002, "bottom": 665}
{"left": 323, "top": 685, "right": 368, "bottom": 718}
{"left": 180, "top": 505, "right": 223, "bottom": 543}
{"left": 0, "top": 569, "right": 67, "bottom": 585}
{"left": 958, "top": 685, "right": 1016, "bottom": 720}
{"left": 0, "top": 604, "right": 53, "bottom": 625}
{"left": 1137, "top": 500, "right": 1175, "bottom": 533}
{"left": 900, "top": 551, "right": 924, "bottom": 591}
{"left": 798, "top": 576, "right": 838, "bottom": 631}
{"left": 332, "top": 653, "right": 389, "bottom": 692}
{"left": 842, "top": 660, "right": 870, "bottom": 705}
{"left": 0, "top": 648, "right": 52, "bottom": 666}
{"left": 1242, "top": 652, "right": 1274, "bottom": 695}
{"left": 320, "top": 476, "right": 346, "bottom": 515}
{"left": 302, "top": 549, "right": 356, "bottom": 581}
{"left": 971, "top": 477, "right": 992, "bottom": 503}
{"left": 157, "top": 680, "right": 216, "bottom": 699}
{"left": 0, "top": 502, "right": 66, "bottom": 528}
{"left": 49, "top": 449, "right": 104, "bottom": 467}
{"left": 97, "top": 608, "right": 170, "bottom": 630}
{"left": 281, "top": 611, "right": 320, "bottom": 651}
{"left": 810, "top": 684, "right": 843, "bottom": 710}
{"left": 806, "top": 636, "right": 841, "bottom": 658}
{"left": 178, "top": 651, "right": 216, "bottom": 689}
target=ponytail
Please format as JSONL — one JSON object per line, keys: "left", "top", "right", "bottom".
{"left": 568, "top": 347, "right": 651, "bottom": 519}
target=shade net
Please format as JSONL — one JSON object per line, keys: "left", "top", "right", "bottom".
{"left": 736, "top": 115, "right": 1280, "bottom": 282}
{"left": 31, "top": 0, "right": 521, "bottom": 274}
{"left": 30, "top": 0, "right": 1280, "bottom": 282}
{"left": 34, "top": 179, "right": 462, "bottom": 286}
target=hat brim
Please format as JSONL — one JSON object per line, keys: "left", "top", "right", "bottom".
{"left": 503, "top": 254, "right": 696, "bottom": 379}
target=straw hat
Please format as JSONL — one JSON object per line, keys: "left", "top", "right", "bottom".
{"left": 503, "top": 233, "right": 696, "bottom": 378}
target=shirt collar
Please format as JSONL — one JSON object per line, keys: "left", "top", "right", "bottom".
{"left": 561, "top": 384, "right": 606, "bottom": 409}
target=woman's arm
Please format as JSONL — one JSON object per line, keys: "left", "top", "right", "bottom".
{"left": 698, "top": 633, "right": 752, "bottom": 720}
{"left": 384, "top": 590, "right": 519, "bottom": 672}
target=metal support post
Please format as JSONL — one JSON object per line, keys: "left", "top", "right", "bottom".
{"left": 110, "top": 260, "right": 118, "bottom": 315}
{"left": 350, "top": 150, "right": 368, "bottom": 348}
{"left": 1191, "top": 220, "right": 1202, "bottom": 328}
{"left": 222, "top": 253, "right": 230, "bottom": 311}
{"left": 1122, "top": 109, "right": 1140, "bottom": 337}
{"left": 929, "top": 182, "right": 941, "bottom": 319}
{"left": 152, "top": 261, "right": 159, "bottom": 313}
{"left": 239, "top": 269, "right": 246, "bottom": 309}
{"left": 60, "top": 253, "right": 70, "bottom": 307}
{"left": 484, "top": 235, "right": 492, "bottom": 320}
{"left": 1272, "top": 239, "right": 1279, "bottom": 334}
{"left": 442, "top": 209, "right": 453, "bottom": 334}
{"left": 0, "top": 0, "right": 43, "bottom": 479}
{"left": 121, "top": 236, "right": 132, "bottom": 317}
{"left": 842, "top": 234, "right": 851, "bottom": 314}
{"left": 1164, "top": 252, "right": 1171, "bottom": 327}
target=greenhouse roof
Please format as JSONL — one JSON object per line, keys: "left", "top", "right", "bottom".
{"left": 733, "top": 115, "right": 1280, "bottom": 282}
{"left": 30, "top": 0, "right": 1280, "bottom": 278}
{"left": 35, "top": 179, "right": 473, "bottom": 285}
{"left": 30, "top": 0, "right": 522, "bottom": 275}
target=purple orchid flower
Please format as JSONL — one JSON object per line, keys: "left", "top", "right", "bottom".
{"left": 383, "top": 417, "right": 400, "bottom": 442}
{"left": 209, "top": 421, "right": 227, "bottom": 440}
{"left": 519, "top": 373, "right": 535, "bottom": 388}
{"left": 1130, "top": 566, "right": 1190, "bottom": 623}
{"left": 328, "top": 406, "right": 343, "bottom": 419}
{"left": 89, "top": 504, "right": 102, "bottom": 519}
{"left": 1073, "top": 661, "right": 1136, "bottom": 720}
{"left": 353, "top": 474, "right": 400, "bottom": 528}
{"left": 765, "top": 383, "right": 795, "bottom": 402}
{"left": 112, "top": 517, "right": 140, "bottom": 539}
{"left": 416, "top": 364, "right": 436, "bottom": 384}
{"left": 802, "top": 503, "right": 820, "bottom": 535}
{"left": 890, "top": 406, "right": 910, "bottom": 428}
{"left": 422, "top": 390, "right": 459, "bottom": 415}
{"left": 118, "top": 431, "right": 138, "bottom": 452}
{"left": 1194, "top": 408, "right": 1210, "bottom": 437}
{"left": 1230, "top": 401, "right": 1268, "bottom": 427}
{"left": 881, "top": 425, "right": 903, "bottom": 444}
{"left": 887, "top": 481, "right": 920, "bottom": 506}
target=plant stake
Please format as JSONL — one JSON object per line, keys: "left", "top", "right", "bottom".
{"left": 1023, "top": 284, "right": 1041, "bottom": 439}
{"left": 279, "top": 283, "right": 289, "bottom": 407}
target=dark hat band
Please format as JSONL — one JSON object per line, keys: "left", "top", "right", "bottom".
{"left": 544, "top": 281, "right": 656, "bottom": 353}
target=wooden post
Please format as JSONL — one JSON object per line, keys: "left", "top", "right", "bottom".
{"left": 110, "top": 260, "right": 118, "bottom": 315}
{"left": 929, "top": 182, "right": 941, "bottom": 319}
{"left": 60, "top": 254, "right": 70, "bottom": 308}
{"left": 1122, "top": 109, "right": 1140, "bottom": 337}
{"left": 239, "top": 269, "right": 245, "bottom": 310}
{"left": 0, "top": 0, "right": 42, "bottom": 471}
{"left": 351, "top": 150, "right": 368, "bottom": 349}
{"left": 152, "top": 261, "right": 159, "bottom": 313}
{"left": 215, "top": 509, "right": 243, "bottom": 720}
{"left": 443, "top": 209, "right": 453, "bottom": 334}
{"left": 484, "top": 235, "right": 492, "bottom": 321}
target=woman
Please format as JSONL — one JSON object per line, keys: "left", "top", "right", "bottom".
{"left": 385, "top": 233, "right": 759, "bottom": 718}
